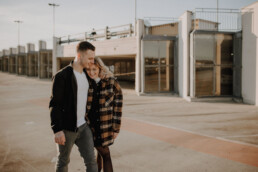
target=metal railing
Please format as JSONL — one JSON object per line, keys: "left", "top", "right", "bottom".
{"left": 58, "top": 24, "right": 134, "bottom": 44}
{"left": 144, "top": 17, "right": 179, "bottom": 26}
{"left": 193, "top": 8, "right": 241, "bottom": 32}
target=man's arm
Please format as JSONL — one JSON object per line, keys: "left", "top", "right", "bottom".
{"left": 49, "top": 73, "right": 66, "bottom": 145}
{"left": 49, "top": 73, "right": 66, "bottom": 143}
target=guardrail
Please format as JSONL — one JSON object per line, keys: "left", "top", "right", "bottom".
{"left": 193, "top": 8, "right": 241, "bottom": 31}
{"left": 58, "top": 24, "right": 134, "bottom": 44}
{"left": 144, "top": 17, "right": 179, "bottom": 26}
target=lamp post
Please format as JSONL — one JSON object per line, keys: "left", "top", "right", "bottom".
{"left": 48, "top": 3, "right": 59, "bottom": 37}
{"left": 14, "top": 20, "right": 23, "bottom": 46}
{"left": 134, "top": 0, "right": 137, "bottom": 36}
{"left": 217, "top": 0, "right": 219, "bottom": 24}
{"left": 14, "top": 20, "right": 23, "bottom": 74}
{"left": 135, "top": 0, "right": 137, "bottom": 24}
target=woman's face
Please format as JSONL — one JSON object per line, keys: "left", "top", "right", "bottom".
{"left": 86, "top": 64, "right": 100, "bottom": 79}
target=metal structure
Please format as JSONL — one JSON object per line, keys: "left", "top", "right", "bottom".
{"left": 14, "top": 20, "right": 23, "bottom": 46}
{"left": 48, "top": 3, "right": 60, "bottom": 37}
{"left": 144, "top": 17, "right": 178, "bottom": 26}
{"left": 58, "top": 24, "right": 134, "bottom": 44}
{"left": 193, "top": 8, "right": 241, "bottom": 32}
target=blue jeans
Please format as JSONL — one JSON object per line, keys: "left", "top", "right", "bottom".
{"left": 56, "top": 123, "right": 98, "bottom": 172}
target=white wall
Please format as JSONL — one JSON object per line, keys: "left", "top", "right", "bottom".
{"left": 241, "top": 2, "right": 258, "bottom": 105}
{"left": 53, "top": 37, "right": 137, "bottom": 75}
{"left": 56, "top": 37, "right": 137, "bottom": 58}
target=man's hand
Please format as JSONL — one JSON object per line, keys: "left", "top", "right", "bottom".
{"left": 54, "top": 131, "right": 66, "bottom": 145}
{"left": 113, "top": 132, "right": 118, "bottom": 139}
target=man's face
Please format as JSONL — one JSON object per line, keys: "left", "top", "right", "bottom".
{"left": 79, "top": 50, "right": 95, "bottom": 68}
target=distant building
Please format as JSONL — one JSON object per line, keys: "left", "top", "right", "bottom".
{"left": 1, "top": 2, "right": 258, "bottom": 106}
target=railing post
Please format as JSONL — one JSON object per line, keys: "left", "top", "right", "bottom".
{"left": 105, "top": 26, "right": 108, "bottom": 40}
{"left": 58, "top": 37, "right": 61, "bottom": 44}
{"left": 85, "top": 32, "right": 87, "bottom": 41}
{"left": 129, "top": 24, "right": 133, "bottom": 36}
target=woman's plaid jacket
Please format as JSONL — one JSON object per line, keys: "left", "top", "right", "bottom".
{"left": 86, "top": 77, "right": 123, "bottom": 146}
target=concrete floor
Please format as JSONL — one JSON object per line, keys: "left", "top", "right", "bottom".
{"left": 0, "top": 72, "right": 258, "bottom": 172}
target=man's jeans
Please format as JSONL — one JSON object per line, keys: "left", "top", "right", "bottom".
{"left": 56, "top": 123, "right": 98, "bottom": 172}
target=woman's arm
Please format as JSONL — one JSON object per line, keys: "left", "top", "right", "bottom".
{"left": 112, "top": 79, "right": 123, "bottom": 133}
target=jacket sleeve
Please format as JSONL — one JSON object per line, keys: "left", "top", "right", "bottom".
{"left": 49, "top": 73, "right": 65, "bottom": 133}
{"left": 112, "top": 79, "right": 123, "bottom": 133}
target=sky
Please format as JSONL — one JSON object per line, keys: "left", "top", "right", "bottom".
{"left": 0, "top": 0, "right": 257, "bottom": 51}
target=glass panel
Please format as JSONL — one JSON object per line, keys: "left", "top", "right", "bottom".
{"left": 194, "top": 34, "right": 215, "bottom": 65}
{"left": 194, "top": 33, "right": 234, "bottom": 97}
{"left": 144, "top": 39, "right": 176, "bottom": 93}
{"left": 114, "top": 62, "right": 120, "bottom": 74}
{"left": 144, "top": 41, "right": 159, "bottom": 65}
{"left": 145, "top": 67, "right": 159, "bottom": 92}
{"left": 159, "top": 41, "right": 174, "bottom": 66}
{"left": 195, "top": 67, "right": 214, "bottom": 96}
{"left": 120, "top": 62, "right": 127, "bottom": 74}
{"left": 160, "top": 66, "right": 174, "bottom": 92}
{"left": 220, "top": 67, "right": 233, "bottom": 95}
{"left": 220, "top": 34, "right": 233, "bottom": 65}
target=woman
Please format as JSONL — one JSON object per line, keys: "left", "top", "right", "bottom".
{"left": 86, "top": 57, "right": 123, "bottom": 172}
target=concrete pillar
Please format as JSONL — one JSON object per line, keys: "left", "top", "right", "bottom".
{"left": 215, "top": 34, "right": 224, "bottom": 96}
{"left": 27, "top": 43, "right": 36, "bottom": 77}
{"left": 3, "top": 49, "right": 9, "bottom": 72}
{"left": 178, "top": 11, "right": 193, "bottom": 99}
{"left": 241, "top": 2, "right": 258, "bottom": 105}
{"left": 135, "top": 19, "right": 145, "bottom": 94}
{"left": 9, "top": 48, "right": 17, "bottom": 74}
{"left": 0, "top": 51, "right": 2, "bottom": 71}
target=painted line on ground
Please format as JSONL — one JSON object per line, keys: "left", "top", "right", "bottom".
{"left": 121, "top": 117, "right": 258, "bottom": 167}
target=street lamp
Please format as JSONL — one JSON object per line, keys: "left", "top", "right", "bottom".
{"left": 135, "top": 0, "right": 137, "bottom": 24}
{"left": 217, "top": 0, "right": 219, "bottom": 24}
{"left": 134, "top": 0, "right": 137, "bottom": 36}
{"left": 14, "top": 20, "right": 23, "bottom": 46}
{"left": 48, "top": 3, "right": 60, "bottom": 37}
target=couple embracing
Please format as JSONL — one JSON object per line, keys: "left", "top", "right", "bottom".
{"left": 49, "top": 41, "right": 123, "bottom": 172}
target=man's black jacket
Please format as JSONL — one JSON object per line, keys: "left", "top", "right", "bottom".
{"left": 49, "top": 63, "right": 93, "bottom": 133}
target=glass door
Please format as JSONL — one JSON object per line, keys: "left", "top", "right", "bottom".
{"left": 144, "top": 40, "right": 175, "bottom": 93}
{"left": 193, "top": 32, "right": 233, "bottom": 97}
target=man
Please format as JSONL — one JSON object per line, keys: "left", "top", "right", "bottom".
{"left": 49, "top": 41, "right": 98, "bottom": 172}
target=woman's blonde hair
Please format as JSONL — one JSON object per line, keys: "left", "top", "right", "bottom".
{"left": 94, "top": 57, "right": 114, "bottom": 78}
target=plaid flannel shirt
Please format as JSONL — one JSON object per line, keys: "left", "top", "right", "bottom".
{"left": 86, "top": 77, "right": 123, "bottom": 146}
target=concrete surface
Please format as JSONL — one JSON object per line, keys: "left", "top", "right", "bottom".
{"left": 0, "top": 72, "right": 258, "bottom": 172}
